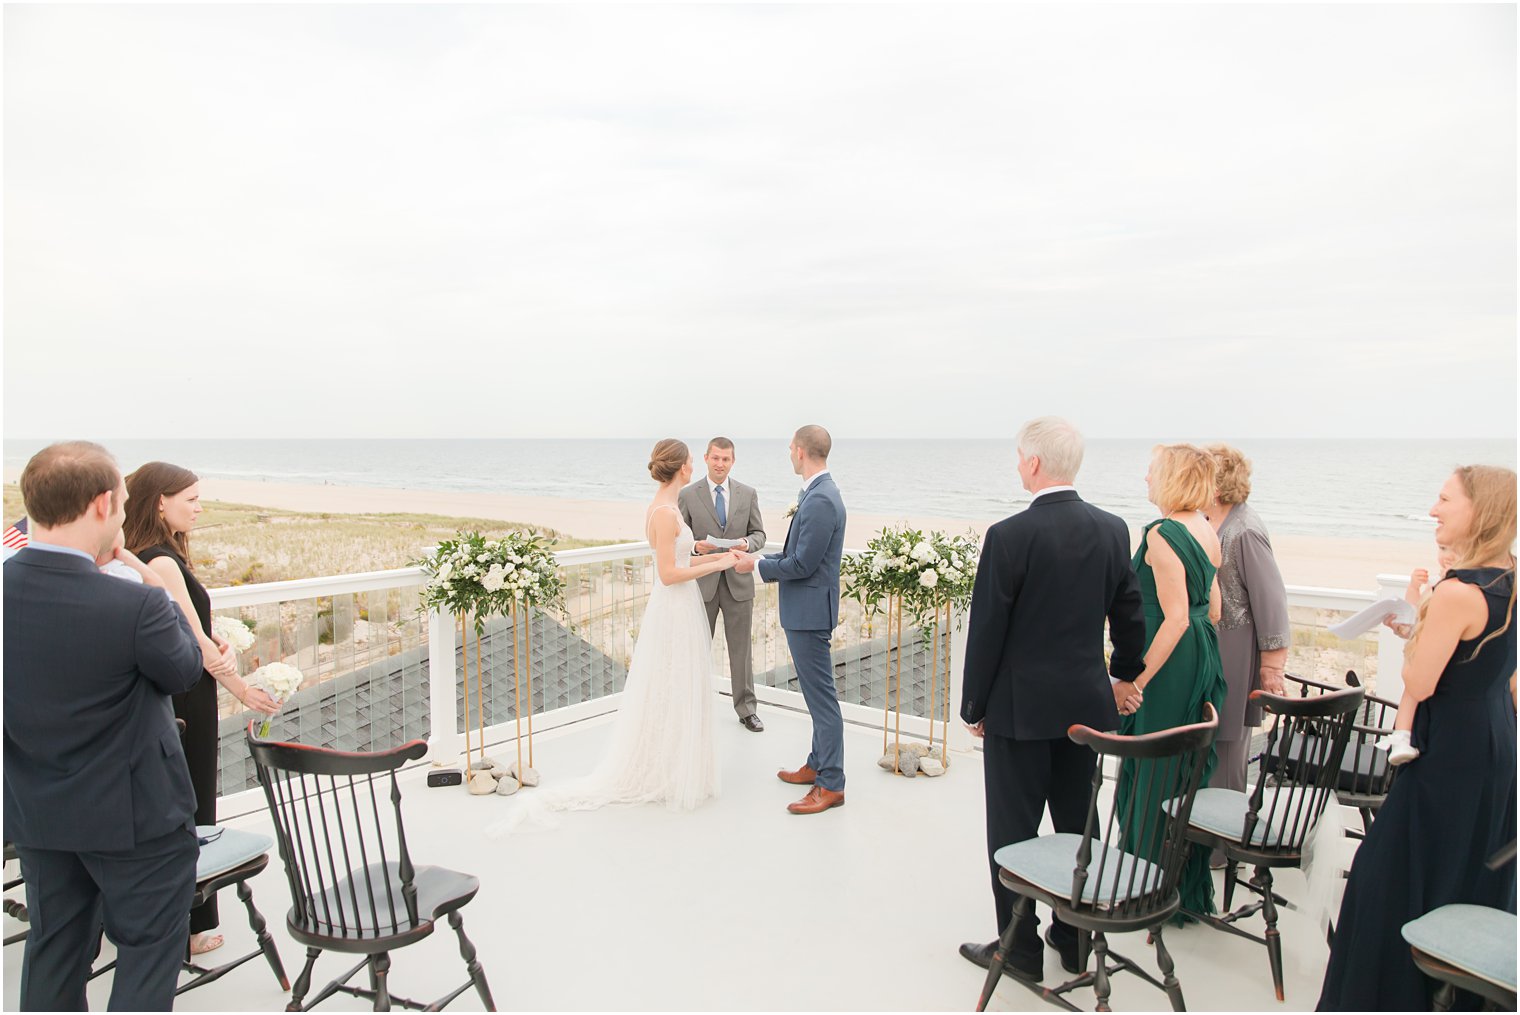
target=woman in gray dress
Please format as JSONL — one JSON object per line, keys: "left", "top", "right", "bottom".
{"left": 1206, "top": 445, "right": 1291, "bottom": 795}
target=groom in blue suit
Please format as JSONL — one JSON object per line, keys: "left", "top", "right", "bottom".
{"left": 737, "top": 425, "right": 847, "bottom": 815}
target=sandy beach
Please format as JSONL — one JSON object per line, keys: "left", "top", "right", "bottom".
{"left": 181, "top": 476, "right": 1427, "bottom": 590}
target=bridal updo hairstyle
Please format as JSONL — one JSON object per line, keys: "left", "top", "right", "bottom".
{"left": 648, "top": 439, "right": 689, "bottom": 484}
{"left": 1150, "top": 443, "right": 1215, "bottom": 515}
{"left": 123, "top": 461, "right": 200, "bottom": 568}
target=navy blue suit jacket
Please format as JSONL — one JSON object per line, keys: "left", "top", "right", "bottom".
{"left": 959, "top": 491, "right": 1147, "bottom": 740}
{"left": 757, "top": 474, "right": 846, "bottom": 631}
{"left": 3, "top": 547, "right": 204, "bottom": 852}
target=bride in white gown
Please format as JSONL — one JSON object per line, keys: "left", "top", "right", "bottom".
{"left": 487, "top": 439, "right": 741, "bottom": 833}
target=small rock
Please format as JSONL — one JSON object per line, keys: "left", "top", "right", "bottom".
{"left": 878, "top": 752, "right": 897, "bottom": 771}
{"left": 906, "top": 743, "right": 931, "bottom": 759}
{"left": 469, "top": 757, "right": 498, "bottom": 771}
{"left": 489, "top": 766, "right": 510, "bottom": 781}
{"left": 899, "top": 752, "right": 920, "bottom": 777}
{"left": 517, "top": 766, "right": 541, "bottom": 788}
{"left": 494, "top": 776, "right": 520, "bottom": 796}
{"left": 467, "top": 772, "right": 496, "bottom": 795}
{"left": 920, "top": 757, "right": 946, "bottom": 777}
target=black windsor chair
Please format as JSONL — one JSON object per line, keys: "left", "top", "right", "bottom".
{"left": 246, "top": 724, "right": 494, "bottom": 1012}
{"left": 1272, "top": 671, "right": 1400, "bottom": 834}
{"left": 1402, "top": 841, "right": 1518, "bottom": 1011}
{"left": 977, "top": 704, "right": 1219, "bottom": 1013}
{"left": 1174, "top": 684, "right": 1363, "bottom": 1003}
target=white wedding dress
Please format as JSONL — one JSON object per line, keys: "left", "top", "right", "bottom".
{"left": 487, "top": 504, "right": 718, "bottom": 834}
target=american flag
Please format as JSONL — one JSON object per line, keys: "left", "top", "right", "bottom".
{"left": 3, "top": 517, "right": 29, "bottom": 550}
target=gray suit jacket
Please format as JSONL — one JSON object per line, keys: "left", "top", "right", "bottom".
{"left": 678, "top": 478, "right": 766, "bottom": 603}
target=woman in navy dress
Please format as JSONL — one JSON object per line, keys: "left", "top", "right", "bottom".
{"left": 1319, "top": 465, "right": 1516, "bottom": 1010}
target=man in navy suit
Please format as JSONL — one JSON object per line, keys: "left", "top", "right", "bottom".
{"left": 957, "top": 418, "right": 1147, "bottom": 982}
{"left": 737, "top": 425, "right": 848, "bottom": 815}
{"left": 4, "top": 442, "right": 205, "bottom": 1011}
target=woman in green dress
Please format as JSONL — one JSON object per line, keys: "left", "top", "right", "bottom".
{"left": 1113, "top": 443, "right": 1228, "bottom": 917}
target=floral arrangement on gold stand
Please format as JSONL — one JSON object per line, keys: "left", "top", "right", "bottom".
{"left": 842, "top": 526, "right": 978, "bottom": 777}
{"left": 417, "top": 531, "right": 565, "bottom": 795}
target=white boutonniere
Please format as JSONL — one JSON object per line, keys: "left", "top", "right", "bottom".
{"left": 783, "top": 501, "right": 798, "bottom": 520}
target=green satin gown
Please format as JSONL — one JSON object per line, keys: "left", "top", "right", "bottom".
{"left": 1116, "top": 518, "right": 1227, "bottom": 919}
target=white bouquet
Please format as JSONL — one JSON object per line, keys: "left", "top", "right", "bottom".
{"left": 246, "top": 662, "right": 305, "bottom": 737}
{"left": 842, "top": 525, "right": 980, "bottom": 630}
{"left": 212, "top": 616, "right": 256, "bottom": 653}
{"left": 415, "top": 530, "right": 566, "bottom": 630}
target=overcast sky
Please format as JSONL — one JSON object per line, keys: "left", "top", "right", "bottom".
{"left": 4, "top": 4, "right": 1514, "bottom": 440}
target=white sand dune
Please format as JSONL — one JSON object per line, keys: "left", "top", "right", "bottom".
{"left": 193, "top": 476, "right": 1427, "bottom": 590}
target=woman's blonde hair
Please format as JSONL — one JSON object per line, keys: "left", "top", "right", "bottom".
{"left": 1150, "top": 443, "right": 1215, "bottom": 514}
{"left": 648, "top": 439, "right": 689, "bottom": 484}
{"left": 1207, "top": 444, "right": 1252, "bottom": 505}
{"left": 1407, "top": 464, "right": 1517, "bottom": 662}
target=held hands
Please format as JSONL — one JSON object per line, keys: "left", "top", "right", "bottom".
{"left": 1113, "top": 680, "right": 1143, "bottom": 716}
{"left": 206, "top": 635, "right": 238, "bottom": 681}
{"left": 733, "top": 552, "right": 757, "bottom": 575}
{"left": 965, "top": 720, "right": 985, "bottom": 739}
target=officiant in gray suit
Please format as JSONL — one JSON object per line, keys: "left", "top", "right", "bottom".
{"left": 679, "top": 437, "right": 768, "bottom": 732}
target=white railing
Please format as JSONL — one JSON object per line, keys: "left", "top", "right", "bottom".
{"left": 209, "top": 541, "right": 1408, "bottom": 817}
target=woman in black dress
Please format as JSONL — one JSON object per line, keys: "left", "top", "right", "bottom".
{"left": 1318, "top": 465, "right": 1516, "bottom": 1010}
{"left": 123, "top": 462, "right": 279, "bottom": 956}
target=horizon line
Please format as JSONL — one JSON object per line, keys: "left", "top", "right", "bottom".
{"left": 3, "top": 434, "right": 1516, "bottom": 443}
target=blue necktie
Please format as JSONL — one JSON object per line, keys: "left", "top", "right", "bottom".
{"left": 715, "top": 486, "right": 727, "bottom": 529}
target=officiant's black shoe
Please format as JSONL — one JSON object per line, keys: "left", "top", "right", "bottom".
{"left": 1045, "top": 928, "right": 1082, "bottom": 975}
{"left": 958, "top": 941, "right": 1041, "bottom": 983}
{"left": 740, "top": 714, "right": 764, "bottom": 732}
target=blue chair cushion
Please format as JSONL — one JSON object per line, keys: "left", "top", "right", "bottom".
{"left": 1264, "top": 731, "right": 1391, "bottom": 795}
{"left": 1168, "top": 787, "right": 1321, "bottom": 848}
{"left": 994, "top": 834, "right": 1164, "bottom": 909}
{"left": 196, "top": 825, "right": 272, "bottom": 882}
{"left": 1402, "top": 905, "right": 1517, "bottom": 992}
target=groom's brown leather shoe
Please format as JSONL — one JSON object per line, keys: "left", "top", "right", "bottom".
{"left": 788, "top": 786, "right": 844, "bottom": 814}
{"left": 777, "top": 764, "right": 817, "bottom": 785}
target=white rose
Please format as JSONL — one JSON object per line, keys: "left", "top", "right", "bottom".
{"left": 481, "top": 564, "right": 507, "bottom": 593}
{"left": 919, "top": 569, "right": 939, "bottom": 589}
{"left": 438, "top": 562, "right": 453, "bottom": 580}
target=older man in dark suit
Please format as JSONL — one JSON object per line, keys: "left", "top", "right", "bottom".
{"left": 957, "top": 418, "right": 1147, "bottom": 983}
{"left": 4, "top": 441, "right": 205, "bottom": 1011}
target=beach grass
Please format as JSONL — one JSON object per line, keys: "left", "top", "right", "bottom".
{"left": 3, "top": 484, "right": 608, "bottom": 586}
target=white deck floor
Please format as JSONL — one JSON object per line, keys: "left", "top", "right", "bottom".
{"left": 4, "top": 702, "right": 1331, "bottom": 1011}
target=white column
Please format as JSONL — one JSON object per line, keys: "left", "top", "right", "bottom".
{"left": 427, "top": 608, "right": 462, "bottom": 762}
{"left": 946, "top": 605, "right": 975, "bottom": 751}
{"left": 1373, "top": 573, "right": 1411, "bottom": 703}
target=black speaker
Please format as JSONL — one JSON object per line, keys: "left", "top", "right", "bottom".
{"left": 426, "top": 768, "right": 462, "bottom": 788}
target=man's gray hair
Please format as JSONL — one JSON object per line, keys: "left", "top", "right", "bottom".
{"left": 1017, "top": 417, "right": 1084, "bottom": 483}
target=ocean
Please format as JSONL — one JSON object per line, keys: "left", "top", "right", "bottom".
{"left": 4, "top": 438, "right": 1515, "bottom": 543}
